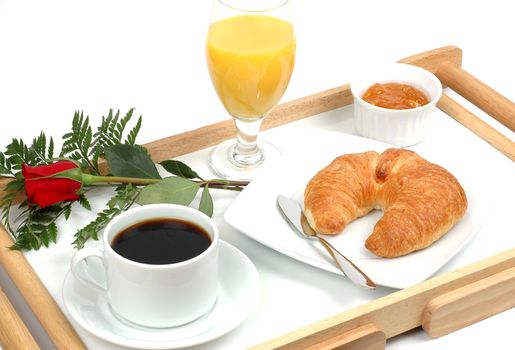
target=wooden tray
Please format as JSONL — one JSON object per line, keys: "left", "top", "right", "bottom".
{"left": 0, "top": 46, "right": 514, "bottom": 350}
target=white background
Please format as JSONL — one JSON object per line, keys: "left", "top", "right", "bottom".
{"left": 0, "top": 0, "right": 514, "bottom": 349}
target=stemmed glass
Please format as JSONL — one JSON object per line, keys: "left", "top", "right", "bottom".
{"left": 206, "top": 0, "right": 295, "bottom": 180}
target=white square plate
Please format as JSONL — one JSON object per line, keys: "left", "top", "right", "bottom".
{"left": 224, "top": 131, "right": 490, "bottom": 289}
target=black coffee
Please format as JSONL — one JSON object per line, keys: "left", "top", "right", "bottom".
{"left": 111, "top": 218, "right": 211, "bottom": 265}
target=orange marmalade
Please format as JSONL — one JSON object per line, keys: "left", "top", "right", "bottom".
{"left": 362, "top": 83, "right": 429, "bottom": 110}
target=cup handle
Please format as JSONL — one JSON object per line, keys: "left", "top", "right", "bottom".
{"left": 70, "top": 248, "right": 107, "bottom": 293}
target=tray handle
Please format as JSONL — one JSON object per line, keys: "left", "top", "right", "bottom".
{"left": 0, "top": 287, "right": 40, "bottom": 349}
{"left": 436, "top": 62, "right": 515, "bottom": 132}
{"left": 304, "top": 323, "right": 385, "bottom": 350}
{"left": 250, "top": 248, "right": 515, "bottom": 350}
{"left": 437, "top": 95, "right": 515, "bottom": 161}
{"left": 423, "top": 266, "right": 515, "bottom": 338}
{"left": 0, "top": 226, "right": 86, "bottom": 350}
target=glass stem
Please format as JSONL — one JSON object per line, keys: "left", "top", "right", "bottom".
{"left": 231, "top": 117, "right": 264, "bottom": 166}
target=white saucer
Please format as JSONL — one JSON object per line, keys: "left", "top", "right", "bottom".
{"left": 62, "top": 240, "right": 260, "bottom": 349}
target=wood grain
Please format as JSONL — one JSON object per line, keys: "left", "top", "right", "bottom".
{"left": 0, "top": 288, "right": 40, "bottom": 350}
{"left": 304, "top": 324, "right": 385, "bottom": 350}
{"left": 0, "top": 78, "right": 354, "bottom": 350}
{"left": 0, "top": 84, "right": 353, "bottom": 198}
{"left": 437, "top": 94, "right": 515, "bottom": 161}
{"left": 143, "top": 45, "right": 508, "bottom": 169}
{"left": 0, "top": 45, "right": 512, "bottom": 350}
{"left": 0, "top": 47, "right": 478, "bottom": 195}
{"left": 142, "top": 83, "right": 353, "bottom": 164}
{"left": 436, "top": 61, "right": 515, "bottom": 132}
{"left": 0, "top": 226, "right": 86, "bottom": 350}
{"left": 422, "top": 266, "right": 515, "bottom": 338}
{"left": 397, "top": 45, "right": 463, "bottom": 73}
{"left": 0, "top": 45, "right": 477, "bottom": 196}
{"left": 249, "top": 248, "right": 515, "bottom": 350}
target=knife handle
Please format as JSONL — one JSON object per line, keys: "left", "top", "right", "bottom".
{"left": 316, "top": 236, "right": 376, "bottom": 289}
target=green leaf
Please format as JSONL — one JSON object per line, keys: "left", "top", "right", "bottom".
{"left": 48, "top": 222, "right": 58, "bottom": 243}
{"left": 159, "top": 160, "right": 202, "bottom": 179}
{"left": 29, "top": 132, "right": 50, "bottom": 164}
{"left": 109, "top": 110, "right": 120, "bottom": 139}
{"left": 105, "top": 144, "right": 161, "bottom": 179}
{"left": 199, "top": 185, "right": 213, "bottom": 217}
{"left": 5, "top": 179, "right": 24, "bottom": 192}
{"left": 10, "top": 204, "right": 65, "bottom": 251}
{"left": 125, "top": 116, "right": 142, "bottom": 145}
{"left": 116, "top": 108, "right": 134, "bottom": 143}
{"left": 79, "top": 195, "right": 92, "bottom": 211}
{"left": 1, "top": 109, "right": 147, "bottom": 251}
{"left": 40, "top": 228, "right": 50, "bottom": 247}
{"left": 137, "top": 177, "right": 200, "bottom": 206}
{"left": 48, "top": 137, "right": 54, "bottom": 159}
{"left": 73, "top": 184, "right": 139, "bottom": 249}
{"left": 63, "top": 204, "right": 72, "bottom": 220}
{"left": 60, "top": 111, "right": 98, "bottom": 174}
{"left": 0, "top": 152, "right": 12, "bottom": 175}
{"left": 5, "top": 138, "right": 32, "bottom": 169}
{"left": 30, "top": 235, "right": 41, "bottom": 250}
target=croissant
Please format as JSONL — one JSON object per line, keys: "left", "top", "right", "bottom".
{"left": 304, "top": 149, "right": 467, "bottom": 258}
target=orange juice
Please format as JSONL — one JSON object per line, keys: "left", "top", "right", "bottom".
{"left": 206, "top": 15, "right": 296, "bottom": 118}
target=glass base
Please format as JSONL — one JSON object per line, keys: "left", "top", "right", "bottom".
{"left": 208, "top": 139, "right": 282, "bottom": 181}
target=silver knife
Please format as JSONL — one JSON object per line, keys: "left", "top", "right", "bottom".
{"left": 277, "top": 195, "right": 376, "bottom": 289}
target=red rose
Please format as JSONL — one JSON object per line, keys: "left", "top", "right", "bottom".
{"left": 22, "top": 161, "right": 82, "bottom": 208}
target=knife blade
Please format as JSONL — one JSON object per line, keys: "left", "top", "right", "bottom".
{"left": 277, "top": 195, "right": 376, "bottom": 289}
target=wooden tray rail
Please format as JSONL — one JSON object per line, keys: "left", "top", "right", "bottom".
{"left": 0, "top": 226, "right": 87, "bottom": 350}
{"left": 250, "top": 248, "right": 515, "bottom": 349}
{"left": 0, "top": 287, "right": 40, "bottom": 350}
{"left": 0, "top": 46, "right": 513, "bottom": 349}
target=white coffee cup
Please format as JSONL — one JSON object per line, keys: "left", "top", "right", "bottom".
{"left": 70, "top": 204, "right": 219, "bottom": 328}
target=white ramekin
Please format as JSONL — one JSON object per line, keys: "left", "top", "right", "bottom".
{"left": 350, "top": 63, "right": 443, "bottom": 147}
